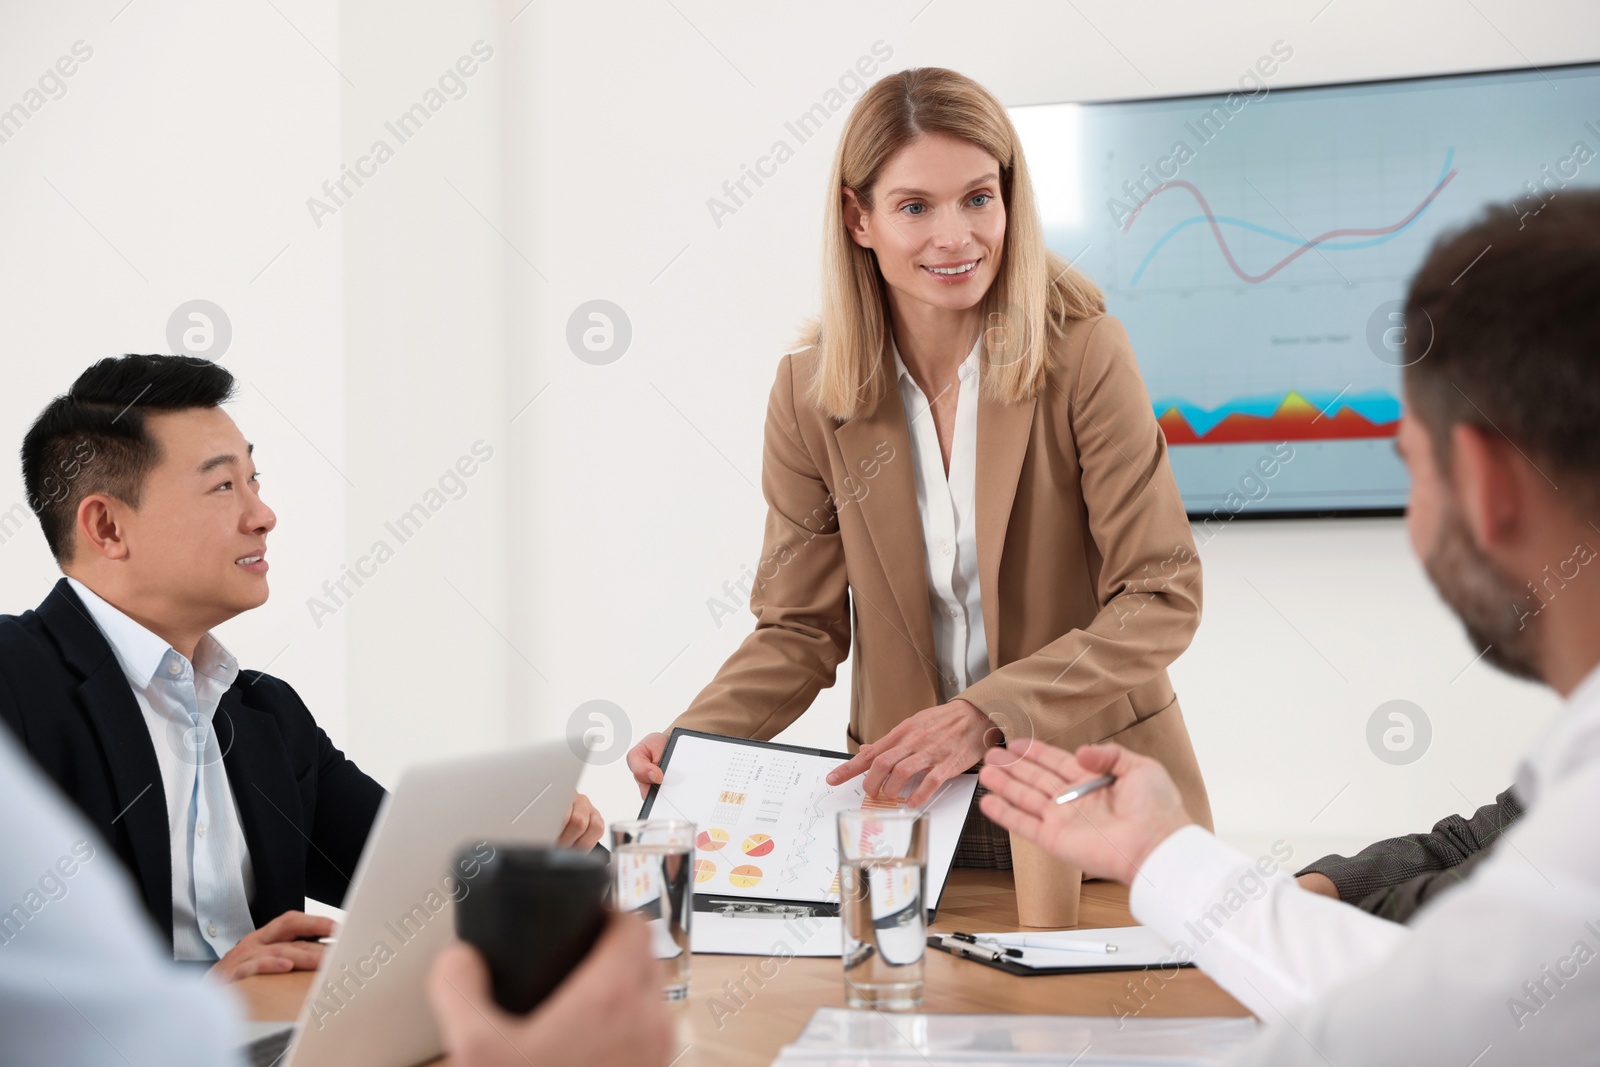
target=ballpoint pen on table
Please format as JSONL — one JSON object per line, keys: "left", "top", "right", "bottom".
{"left": 1008, "top": 939, "right": 1118, "bottom": 957}
{"left": 952, "top": 931, "right": 1118, "bottom": 954}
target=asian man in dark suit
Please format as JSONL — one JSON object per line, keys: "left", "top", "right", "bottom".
{"left": 1, "top": 354, "right": 605, "bottom": 982}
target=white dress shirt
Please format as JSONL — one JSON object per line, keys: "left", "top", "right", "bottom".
{"left": 892, "top": 332, "right": 991, "bottom": 703}
{"left": 67, "top": 578, "right": 256, "bottom": 962}
{"left": 0, "top": 715, "right": 242, "bottom": 1065}
{"left": 1129, "top": 659, "right": 1600, "bottom": 1065}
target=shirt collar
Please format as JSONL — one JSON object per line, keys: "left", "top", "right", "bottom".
{"left": 1515, "top": 656, "right": 1600, "bottom": 806}
{"left": 65, "top": 576, "right": 238, "bottom": 691}
{"left": 891, "top": 332, "right": 981, "bottom": 387}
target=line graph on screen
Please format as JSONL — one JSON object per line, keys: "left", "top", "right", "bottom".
{"left": 1123, "top": 150, "right": 1457, "bottom": 287}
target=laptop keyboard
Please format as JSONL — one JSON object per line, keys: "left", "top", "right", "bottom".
{"left": 245, "top": 1027, "right": 293, "bottom": 1066}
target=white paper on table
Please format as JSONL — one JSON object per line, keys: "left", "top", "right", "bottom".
{"left": 769, "top": 1007, "right": 1258, "bottom": 1065}
{"left": 644, "top": 731, "right": 978, "bottom": 917}
{"left": 969, "top": 925, "right": 1181, "bottom": 969}
{"left": 691, "top": 912, "right": 842, "bottom": 957}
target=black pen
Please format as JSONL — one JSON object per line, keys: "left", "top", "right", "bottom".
{"left": 935, "top": 936, "right": 1010, "bottom": 962}
{"left": 947, "top": 932, "right": 1022, "bottom": 957}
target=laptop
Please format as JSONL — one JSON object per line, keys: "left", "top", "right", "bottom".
{"left": 243, "top": 740, "right": 586, "bottom": 1067}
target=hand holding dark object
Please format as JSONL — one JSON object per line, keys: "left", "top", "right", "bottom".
{"left": 429, "top": 911, "right": 674, "bottom": 1067}
{"left": 452, "top": 846, "right": 609, "bottom": 1013}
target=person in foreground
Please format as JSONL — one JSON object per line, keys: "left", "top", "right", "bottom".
{"left": 0, "top": 711, "right": 670, "bottom": 1067}
{"left": 0, "top": 715, "right": 241, "bottom": 1066}
{"left": 2, "top": 354, "right": 605, "bottom": 983}
{"left": 979, "top": 190, "right": 1600, "bottom": 1065}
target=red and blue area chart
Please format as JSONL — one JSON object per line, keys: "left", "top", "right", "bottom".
{"left": 1154, "top": 389, "right": 1401, "bottom": 446}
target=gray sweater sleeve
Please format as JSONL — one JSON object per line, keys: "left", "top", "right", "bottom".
{"left": 1295, "top": 787, "right": 1524, "bottom": 923}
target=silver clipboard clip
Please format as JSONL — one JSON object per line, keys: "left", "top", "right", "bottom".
{"left": 706, "top": 900, "right": 824, "bottom": 920}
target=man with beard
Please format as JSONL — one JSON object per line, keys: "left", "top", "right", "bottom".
{"left": 975, "top": 190, "right": 1600, "bottom": 1065}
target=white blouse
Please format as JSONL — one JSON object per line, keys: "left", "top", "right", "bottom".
{"left": 891, "top": 332, "right": 991, "bottom": 704}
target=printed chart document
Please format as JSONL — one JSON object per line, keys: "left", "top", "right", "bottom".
{"left": 640, "top": 729, "right": 978, "bottom": 956}
{"left": 770, "top": 1007, "right": 1258, "bottom": 1065}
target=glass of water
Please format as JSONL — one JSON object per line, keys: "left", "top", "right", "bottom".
{"left": 610, "top": 818, "right": 695, "bottom": 999}
{"left": 836, "top": 809, "right": 928, "bottom": 1010}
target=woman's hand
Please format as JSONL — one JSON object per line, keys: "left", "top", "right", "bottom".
{"left": 625, "top": 732, "right": 669, "bottom": 799}
{"left": 825, "top": 698, "right": 1000, "bottom": 808}
{"left": 977, "top": 740, "right": 1193, "bottom": 884}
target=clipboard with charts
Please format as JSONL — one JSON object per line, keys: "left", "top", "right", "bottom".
{"left": 638, "top": 728, "right": 978, "bottom": 922}
{"left": 925, "top": 925, "right": 1196, "bottom": 976}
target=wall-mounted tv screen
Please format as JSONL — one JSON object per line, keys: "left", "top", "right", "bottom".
{"left": 1013, "top": 60, "right": 1600, "bottom": 518}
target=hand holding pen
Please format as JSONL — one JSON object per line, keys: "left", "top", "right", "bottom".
{"left": 975, "top": 740, "right": 1197, "bottom": 886}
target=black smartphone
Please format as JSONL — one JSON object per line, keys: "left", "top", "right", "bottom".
{"left": 453, "top": 845, "right": 610, "bottom": 1014}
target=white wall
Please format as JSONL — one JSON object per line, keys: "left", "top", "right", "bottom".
{"left": 334, "top": 0, "right": 512, "bottom": 782}
{"left": 2, "top": 0, "right": 1594, "bottom": 871}
{"left": 0, "top": 0, "right": 348, "bottom": 739}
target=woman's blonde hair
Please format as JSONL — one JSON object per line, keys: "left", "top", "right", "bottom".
{"left": 800, "top": 67, "right": 1105, "bottom": 421}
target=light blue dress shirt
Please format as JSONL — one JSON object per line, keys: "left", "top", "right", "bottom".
{"left": 0, "top": 719, "right": 242, "bottom": 1065}
{"left": 67, "top": 577, "right": 257, "bottom": 962}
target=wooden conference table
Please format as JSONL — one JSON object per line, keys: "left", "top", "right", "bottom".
{"left": 238, "top": 871, "right": 1250, "bottom": 1066}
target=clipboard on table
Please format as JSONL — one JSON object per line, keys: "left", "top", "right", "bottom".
{"left": 926, "top": 926, "right": 1196, "bottom": 976}
{"left": 638, "top": 728, "right": 978, "bottom": 922}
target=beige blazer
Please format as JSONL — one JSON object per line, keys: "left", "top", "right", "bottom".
{"left": 670, "top": 313, "right": 1213, "bottom": 922}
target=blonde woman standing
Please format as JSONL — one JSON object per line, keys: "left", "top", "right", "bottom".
{"left": 627, "top": 67, "right": 1211, "bottom": 925}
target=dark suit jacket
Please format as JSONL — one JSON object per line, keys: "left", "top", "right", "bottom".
{"left": 0, "top": 578, "right": 385, "bottom": 949}
{"left": 1296, "top": 787, "right": 1525, "bottom": 923}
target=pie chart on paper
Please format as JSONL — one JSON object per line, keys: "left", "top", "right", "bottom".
{"left": 728, "top": 865, "right": 763, "bottom": 888}
{"left": 693, "top": 859, "right": 717, "bottom": 884}
{"left": 697, "top": 828, "right": 730, "bottom": 851}
{"left": 741, "top": 833, "right": 775, "bottom": 857}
